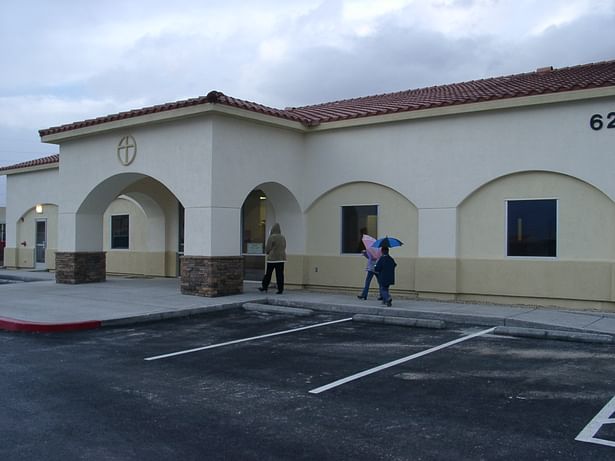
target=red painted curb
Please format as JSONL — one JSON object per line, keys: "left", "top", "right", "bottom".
{"left": 0, "top": 317, "right": 102, "bottom": 333}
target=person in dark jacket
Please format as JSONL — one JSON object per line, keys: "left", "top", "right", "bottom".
{"left": 374, "top": 246, "right": 396, "bottom": 306}
{"left": 259, "top": 223, "right": 287, "bottom": 294}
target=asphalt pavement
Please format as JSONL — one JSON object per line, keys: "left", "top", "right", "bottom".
{"left": 1, "top": 268, "right": 615, "bottom": 343}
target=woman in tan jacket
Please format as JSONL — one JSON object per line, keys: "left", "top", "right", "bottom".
{"left": 259, "top": 223, "right": 287, "bottom": 294}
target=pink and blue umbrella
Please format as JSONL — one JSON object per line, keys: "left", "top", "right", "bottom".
{"left": 361, "top": 234, "right": 382, "bottom": 259}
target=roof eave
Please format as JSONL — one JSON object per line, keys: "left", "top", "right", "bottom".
{"left": 305, "top": 85, "right": 615, "bottom": 132}
{"left": 0, "top": 162, "right": 59, "bottom": 176}
{"left": 40, "top": 103, "right": 307, "bottom": 144}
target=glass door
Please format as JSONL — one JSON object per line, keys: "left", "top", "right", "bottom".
{"left": 35, "top": 220, "right": 47, "bottom": 267}
{"left": 241, "top": 189, "right": 267, "bottom": 280}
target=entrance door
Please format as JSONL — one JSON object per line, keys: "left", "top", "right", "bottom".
{"left": 241, "top": 190, "right": 267, "bottom": 280}
{"left": 35, "top": 220, "right": 47, "bottom": 269}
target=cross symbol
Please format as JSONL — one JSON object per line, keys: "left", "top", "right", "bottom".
{"left": 117, "top": 135, "right": 137, "bottom": 166}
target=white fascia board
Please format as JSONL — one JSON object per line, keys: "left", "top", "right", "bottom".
{"left": 1, "top": 163, "right": 59, "bottom": 176}
{"left": 305, "top": 86, "right": 615, "bottom": 132}
{"left": 40, "top": 103, "right": 306, "bottom": 144}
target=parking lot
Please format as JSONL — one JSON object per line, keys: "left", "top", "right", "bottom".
{"left": 2, "top": 308, "right": 614, "bottom": 460}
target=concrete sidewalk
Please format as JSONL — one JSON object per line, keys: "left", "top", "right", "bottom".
{"left": 1, "top": 269, "right": 615, "bottom": 343}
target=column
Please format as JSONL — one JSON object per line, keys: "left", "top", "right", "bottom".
{"left": 180, "top": 206, "right": 243, "bottom": 297}
{"left": 415, "top": 208, "right": 458, "bottom": 297}
{"left": 55, "top": 212, "right": 106, "bottom": 284}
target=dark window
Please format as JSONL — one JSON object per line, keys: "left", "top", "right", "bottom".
{"left": 341, "top": 205, "right": 378, "bottom": 254}
{"left": 507, "top": 199, "right": 556, "bottom": 257}
{"left": 178, "top": 203, "right": 184, "bottom": 254}
{"left": 111, "top": 214, "right": 129, "bottom": 249}
{"left": 0, "top": 223, "right": 5, "bottom": 242}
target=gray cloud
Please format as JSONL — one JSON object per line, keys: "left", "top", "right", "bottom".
{"left": 256, "top": 10, "right": 615, "bottom": 107}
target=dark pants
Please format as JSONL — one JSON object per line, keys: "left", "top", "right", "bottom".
{"left": 379, "top": 284, "right": 391, "bottom": 303}
{"left": 361, "top": 270, "right": 376, "bottom": 298}
{"left": 262, "top": 262, "right": 285, "bottom": 293}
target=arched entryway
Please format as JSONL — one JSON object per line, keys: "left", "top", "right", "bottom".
{"left": 14, "top": 203, "right": 59, "bottom": 270}
{"left": 56, "top": 173, "right": 184, "bottom": 283}
{"left": 240, "top": 182, "right": 304, "bottom": 282}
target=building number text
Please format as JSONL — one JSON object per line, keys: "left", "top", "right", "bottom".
{"left": 590, "top": 112, "right": 615, "bottom": 130}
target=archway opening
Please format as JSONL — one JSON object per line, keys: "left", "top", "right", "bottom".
{"left": 241, "top": 189, "right": 268, "bottom": 281}
{"left": 240, "top": 182, "right": 304, "bottom": 283}
{"left": 58, "top": 173, "right": 185, "bottom": 282}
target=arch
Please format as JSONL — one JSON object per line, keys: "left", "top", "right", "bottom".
{"left": 56, "top": 172, "right": 184, "bottom": 279}
{"left": 68, "top": 173, "right": 183, "bottom": 253}
{"left": 15, "top": 203, "right": 59, "bottom": 270}
{"left": 78, "top": 173, "right": 154, "bottom": 215}
{"left": 458, "top": 170, "right": 615, "bottom": 260}
{"left": 242, "top": 182, "right": 305, "bottom": 254}
{"left": 17, "top": 202, "right": 58, "bottom": 221}
{"left": 456, "top": 169, "right": 614, "bottom": 208}
{"left": 305, "top": 181, "right": 418, "bottom": 257}
{"left": 305, "top": 180, "right": 419, "bottom": 212}
{"left": 119, "top": 193, "right": 166, "bottom": 252}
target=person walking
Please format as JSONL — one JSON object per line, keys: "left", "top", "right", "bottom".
{"left": 357, "top": 249, "right": 379, "bottom": 300}
{"left": 374, "top": 246, "right": 397, "bottom": 306}
{"left": 259, "top": 223, "right": 286, "bottom": 294}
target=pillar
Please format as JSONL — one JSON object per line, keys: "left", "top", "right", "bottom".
{"left": 180, "top": 206, "right": 243, "bottom": 297}
{"left": 180, "top": 255, "right": 243, "bottom": 297}
{"left": 55, "top": 252, "right": 106, "bottom": 284}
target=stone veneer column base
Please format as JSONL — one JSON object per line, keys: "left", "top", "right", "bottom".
{"left": 56, "top": 252, "right": 106, "bottom": 284}
{"left": 181, "top": 256, "right": 243, "bottom": 297}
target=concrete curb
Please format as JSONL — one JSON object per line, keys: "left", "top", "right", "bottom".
{"left": 494, "top": 326, "right": 614, "bottom": 344}
{"left": 0, "top": 316, "right": 101, "bottom": 333}
{"left": 0, "top": 302, "right": 248, "bottom": 333}
{"left": 0, "top": 273, "right": 51, "bottom": 282}
{"left": 267, "top": 298, "right": 508, "bottom": 326}
{"left": 353, "top": 314, "right": 446, "bottom": 329}
{"left": 243, "top": 302, "right": 314, "bottom": 316}
{"left": 101, "top": 303, "right": 246, "bottom": 327}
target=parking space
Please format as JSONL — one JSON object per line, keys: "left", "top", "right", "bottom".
{"left": 2, "top": 308, "right": 615, "bottom": 460}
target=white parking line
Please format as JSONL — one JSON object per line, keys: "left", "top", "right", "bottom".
{"left": 309, "top": 327, "right": 496, "bottom": 394}
{"left": 575, "top": 395, "right": 615, "bottom": 448}
{"left": 144, "top": 317, "right": 353, "bottom": 361}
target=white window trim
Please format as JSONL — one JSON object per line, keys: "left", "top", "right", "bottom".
{"left": 110, "top": 213, "right": 130, "bottom": 251}
{"left": 504, "top": 197, "right": 559, "bottom": 260}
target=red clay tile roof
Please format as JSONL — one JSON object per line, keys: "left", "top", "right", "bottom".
{"left": 0, "top": 154, "right": 59, "bottom": 173}
{"left": 36, "top": 59, "right": 615, "bottom": 136}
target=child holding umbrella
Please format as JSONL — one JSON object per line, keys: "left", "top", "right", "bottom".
{"left": 374, "top": 245, "right": 397, "bottom": 306}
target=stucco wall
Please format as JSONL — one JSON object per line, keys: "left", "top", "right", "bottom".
{"left": 55, "top": 117, "right": 211, "bottom": 254}
{"left": 5, "top": 169, "right": 59, "bottom": 248}
{"left": 9, "top": 203, "right": 59, "bottom": 269}
{"left": 305, "top": 182, "right": 418, "bottom": 257}
{"left": 102, "top": 182, "right": 180, "bottom": 276}
{"left": 458, "top": 171, "right": 615, "bottom": 260}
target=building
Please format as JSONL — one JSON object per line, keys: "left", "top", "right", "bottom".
{"left": 1, "top": 60, "right": 615, "bottom": 310}
{"left": 0, "top": 206, "right": 5, "bottom": 266}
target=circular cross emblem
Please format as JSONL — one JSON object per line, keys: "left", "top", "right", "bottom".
{"left": 117, "top": 135, "right": 137, "bottom": 166}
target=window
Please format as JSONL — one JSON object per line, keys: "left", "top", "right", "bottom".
{"left": 178, "top": 203, "right": 184, "bottom": 254}
{"left": 0, "top": 223, "right": 5, "bottom": 242}
{"left": 507, "top": 199, "right": 557, "bottom": 257}
{"left": 111, "top": 214, "right": 129, "bottom": 249}
{"left": 341, "top": 205, "right": 378, "bottom": 254}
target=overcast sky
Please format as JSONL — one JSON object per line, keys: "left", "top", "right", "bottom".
{"left": 1, "top": 0, "right": 614, "bottom": 205}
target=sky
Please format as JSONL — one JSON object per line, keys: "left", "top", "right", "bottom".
{"left": 1, "top": 0, "right": 614, "bottom": 205}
